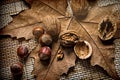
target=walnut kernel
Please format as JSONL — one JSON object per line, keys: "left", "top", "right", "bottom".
{"left": 59, "top": 30, "right": 79, "bottom": 47}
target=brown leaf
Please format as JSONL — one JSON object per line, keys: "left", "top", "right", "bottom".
{"left": 59, "top": 15, "right": 119, "bottom": 79}
{"left": 0, "top": 0, "right": 66, "bottom": 40}
{"left": 38, "top": 0, "right": 67, "bottom": 15}
{"left": 25, "top": 0, "right": 33, "bottom": 4}
{"left": 82, "top": 4, "right": 119, "bottom": 23}
{"left": 30, "top": 41, "right": 76, "bottom": 80}
{"left": 70, "top": 1, "right": 120, "bottom": 78}
{"left": 0, "top": 23, "right": 44, "bottom": 40}
{"left": 74, "top": 19, "right": 119, "bottom": 79}
{"left": 25, "top": 0, "right": 67, "bottom": 15}
{"left": 0, "top": 0, "right": 76, "bottom": 79}
{"left": 0, "top": 0, "right": 120, "bottom": 80}
{"left": 29, "top": 17, "right": 76, "bottom": 80}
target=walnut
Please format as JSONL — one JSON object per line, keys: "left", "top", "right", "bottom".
{"left": 57, "top": 49, "right": 64, "bottom": 61}
{"left": 59, "top": 30, "right": 79, "bottom": 47}
{"left": 98, "top": 16, "right": 117, "bottom": 41}
{"left": 74, "top": 40, "right": 92, "bottom": 59}
{"left": 71, "top": 0, "right": 89, "bottom": 19}
{"left": 42, "top": 15, "right": 61, "bottom": 40}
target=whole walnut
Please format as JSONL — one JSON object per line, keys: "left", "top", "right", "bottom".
{"left": 42, "top": 15, "right": 61, "bottom": 40}
{"left": 71, "top": 0, "right": 89, "bottom": 19}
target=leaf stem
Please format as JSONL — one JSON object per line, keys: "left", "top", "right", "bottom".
{"left": 39, "top": 1, "right": 65, "bottom": 16}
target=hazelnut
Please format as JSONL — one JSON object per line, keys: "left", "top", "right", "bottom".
{"left": 38, "top": 46, "right": 51, "bottom": 61}
{"left": 10, "top": 62, "right": 23, "bottom": 76}
{"left": 33, "top": 26, "right": 44, "bottom": 39}
{"left": 17, "top": 45, "right": 29, "bottom": 58}
{"left": 39, "top": 33, "right": 52, "bottom": 46}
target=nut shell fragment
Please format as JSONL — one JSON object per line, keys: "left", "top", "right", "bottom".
{"left": 57, "top": 50, "right": 64, "bottom": 61}
{"left": 98, "top": 17, "right": 117, "bottom": 41}
{"left": 59, "top": 30, "right": 79, "bottom": 47}
{"left": 74, "top": 41, "right": 92, "bottom": 59}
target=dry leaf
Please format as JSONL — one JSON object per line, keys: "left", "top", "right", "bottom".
{"left": 25, "top": 0, "right": 33, "bottom": 4}
{"left": 0, "top": 0, "right": 120, "bottom": 80}
{"left": 77, "top": 21, "right": 119, "bottom": 79}
{"left": 81, "top": 3, "right": 120, "bottom": 24}
{"left": 0, "top": 0, "right": 66, "bottom": 40}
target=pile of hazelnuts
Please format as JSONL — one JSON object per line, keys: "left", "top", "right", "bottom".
{"left": 10, "top": 26, "right": 53, "bottom": 78}
{"left": 32, "top": 26, "right": 52, "bottom": 61}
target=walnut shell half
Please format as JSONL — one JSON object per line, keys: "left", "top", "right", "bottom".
{"left": 74, "top": 41, "right": 92, "bottom": 59}
{"left": 98, "top": 17, "right": 117, "bottom": 41}
{"left": 59, "top": 30, "right": 79, "bottom": 47}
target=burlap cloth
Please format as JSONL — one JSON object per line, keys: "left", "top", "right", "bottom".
{"left": 0, "top": 0, "right": 120, "bottom": 80}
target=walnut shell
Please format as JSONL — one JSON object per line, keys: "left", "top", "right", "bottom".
{"left": 98, "top": 16, "right": 117, "bottom": 41}
{"left": 42, "top": 15, "right": 61, "bottom": 40}
{"left": 59, "top": 30, "right": 79, "bottom": 47}
{"left": 74, "top": 41, "right": 92, "bottom": 59}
